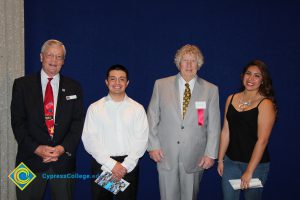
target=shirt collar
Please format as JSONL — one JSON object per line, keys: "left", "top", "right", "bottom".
{"left": 41, "top": 69, "right": 60, "bottom": 82}
{"left": 179, "top": 73, "right": 196, "bottom": 87}
{"left": 104, "top": 94, "right": 129, "bottom": 103}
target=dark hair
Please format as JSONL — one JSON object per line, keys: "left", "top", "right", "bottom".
{"left": 241, "top": 60, "right": 277, "bottom": 112}
{"left": 106, "top": 64, "right": 129, "bottom": 80}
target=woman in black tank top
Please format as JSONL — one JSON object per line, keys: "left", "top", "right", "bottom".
{"left": 217, "top": 60, "right": 277, "bottom": 200}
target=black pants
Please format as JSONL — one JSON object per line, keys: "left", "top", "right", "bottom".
{"left": 16, "top": 168, "right": 74, "bottom": 200}
{"left": 91, "top": 156, "right": 139, "bottom": 200}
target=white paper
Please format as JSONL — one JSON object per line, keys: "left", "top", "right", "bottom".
{"left": 229, "top": 178, "right": 263, "bottom": 190}
{"left": 195, "top": 101, "right": 206, "bottom": 109}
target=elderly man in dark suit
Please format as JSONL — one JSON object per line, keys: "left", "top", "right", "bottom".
{"left": 147, "top": 44, "right": 221, "bottom": 200}
{"left": 11, "top": 39, "right": 84, "bottom": 200}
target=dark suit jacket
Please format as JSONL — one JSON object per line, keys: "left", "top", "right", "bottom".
{"left": 11, "top": 72, "right": 84, "bottom": 173}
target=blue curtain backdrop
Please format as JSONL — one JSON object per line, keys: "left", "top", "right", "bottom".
{"left": 24, "top": 0, "right": 300, "bottom": 199}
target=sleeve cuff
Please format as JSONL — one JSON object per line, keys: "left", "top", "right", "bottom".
{"left": 101, "top": 157, "right": 117, "bottom": 172}
{"left": 121, "top": 157, "right": 137, "bottom": 173}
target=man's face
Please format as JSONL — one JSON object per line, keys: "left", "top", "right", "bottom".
{"left": 179, "top": 53, "right": 198, "bottom": 81}
{"left": 105, "top": 70, "right": 129, "bottom": 96}
{"left": 40, "top": 45, "right": 65, "bottom": 77}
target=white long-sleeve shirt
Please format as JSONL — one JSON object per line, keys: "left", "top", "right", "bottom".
{"left": 82, "top": 94, "right": 149, "bottom": 173}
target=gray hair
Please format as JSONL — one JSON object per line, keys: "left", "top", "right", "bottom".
{"left": 174, "top": 44, "right": 204, "bottom": 70}
{"left": 41, "top": 39, "right": 66, "bottom": 58}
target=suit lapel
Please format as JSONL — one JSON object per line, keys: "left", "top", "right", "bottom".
{"left": 35, "top": 73, "right": 47, "bottom": 125}
{"left": 32, "top": 72, "right": 50, "bottom": 134}
{"left": 55, "top": 76, "right": 64, "bottom": 123}
{"left": 174, "top": 74, "right": 182, "bottom": 119}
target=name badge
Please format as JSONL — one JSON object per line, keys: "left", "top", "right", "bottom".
{"left": 66, "top": 95, "right": 77, "bottom": 100}
{"left": 195, "top": 101, "right": 206, "bottom": 109}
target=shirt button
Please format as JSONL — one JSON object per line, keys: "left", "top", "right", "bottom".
{"left": 177, "top": 141, "right": 180, "bottom": 144}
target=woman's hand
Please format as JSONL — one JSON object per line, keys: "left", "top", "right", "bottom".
{"left": 240, "top": 170, "right": 253, "bottom": 190}
{"left": 217, "top": 161, "right": 224, "bottom": 176}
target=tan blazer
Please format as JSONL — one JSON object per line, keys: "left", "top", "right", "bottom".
{"left": 147, "top": 74, "right": 221, "bottom": 173}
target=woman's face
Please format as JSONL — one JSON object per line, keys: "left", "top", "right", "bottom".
{"left": 242, "top": 65, "right": 263, "bottom": 92}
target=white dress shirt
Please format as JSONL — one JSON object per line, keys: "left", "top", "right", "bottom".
{"left": 41, "top": 69, "right": 60, "bottom": 121}
{"left": 82, "top": 94, "right": 149, "bottom": 173}
{"left": 178, "top": 74, "right": 196, "bottom": 117}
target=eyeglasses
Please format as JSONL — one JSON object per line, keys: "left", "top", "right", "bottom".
{"left": 107, "top": 76, "right": 127, "bottom": 83}
{"left": 44, "top": 53, "right": 64, "bottom": 61}
{"left": 181, "top": 59, "right": 197, "bottom": 64}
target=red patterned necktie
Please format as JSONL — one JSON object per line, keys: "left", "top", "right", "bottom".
{"left": 44, "top": 78, "right": 54, "bottom": 137}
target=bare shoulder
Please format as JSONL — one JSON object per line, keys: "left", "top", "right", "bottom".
{"left": 224, "top": 94, "right": 235, "bottom": 108}
{"left": 259, "top": 98, "right": 273, "bottom": 106}
{"left": 258, "top": 98, "right": 275, "bottom": 112}
{"left": 227, "top": 94, "right": 234, "bottom": 101}
{"left": 226, "top": 93, "right": 236, "bottom": 104}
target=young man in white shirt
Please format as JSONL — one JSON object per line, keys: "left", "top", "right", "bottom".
{"left": 82, "top": 64, "right": 149, "bottom": 200}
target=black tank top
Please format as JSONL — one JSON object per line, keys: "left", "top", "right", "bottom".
{"left": 226, "top": 94, "right": 270, "bottom": 163}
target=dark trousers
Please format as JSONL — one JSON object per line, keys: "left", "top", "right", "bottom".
{"left": 16, "top": 168, "right": 74, "bottom": 200}
{"left": 91, "top": 156, "right": 139, "bottom": 200}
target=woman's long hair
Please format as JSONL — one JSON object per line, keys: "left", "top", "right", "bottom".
{"left": 241, "top": 60, "right": 277, "bottom": 113}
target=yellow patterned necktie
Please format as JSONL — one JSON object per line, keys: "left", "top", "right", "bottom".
{"left": 182, "top": 83, "right": 191, "bottom": 119}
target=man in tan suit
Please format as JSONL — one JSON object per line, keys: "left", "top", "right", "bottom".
{"left": 147, "top": 44, "right": 221, "bottom": 200}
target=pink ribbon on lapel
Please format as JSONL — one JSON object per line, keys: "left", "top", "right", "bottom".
{"left": 197, "top": 109, "right": 204, "bottom": 126}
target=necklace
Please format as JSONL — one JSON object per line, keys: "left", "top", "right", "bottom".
{"left": 238, "top": 98, "right": 251, "bottom": 111}
{"left": 237, "top": 92, "right": 257, "bottom": 111}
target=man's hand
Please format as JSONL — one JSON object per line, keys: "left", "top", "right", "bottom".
{"left": 198, "top": 156, "right": 215, "bottom": 169}
{"left": 149, "top": 149, "right": 164, "bottom": 162}
{"left": 34, "top": 145, "right": 55, "bottom": 160}
{"left": 52, "top": 145, "right": 65, "bottom": 157}
{"left": 111, "top": 162, "right": 127, "bottom": 182}
{"left": 34, "top": 145, "right": 65, "bottom": 163}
